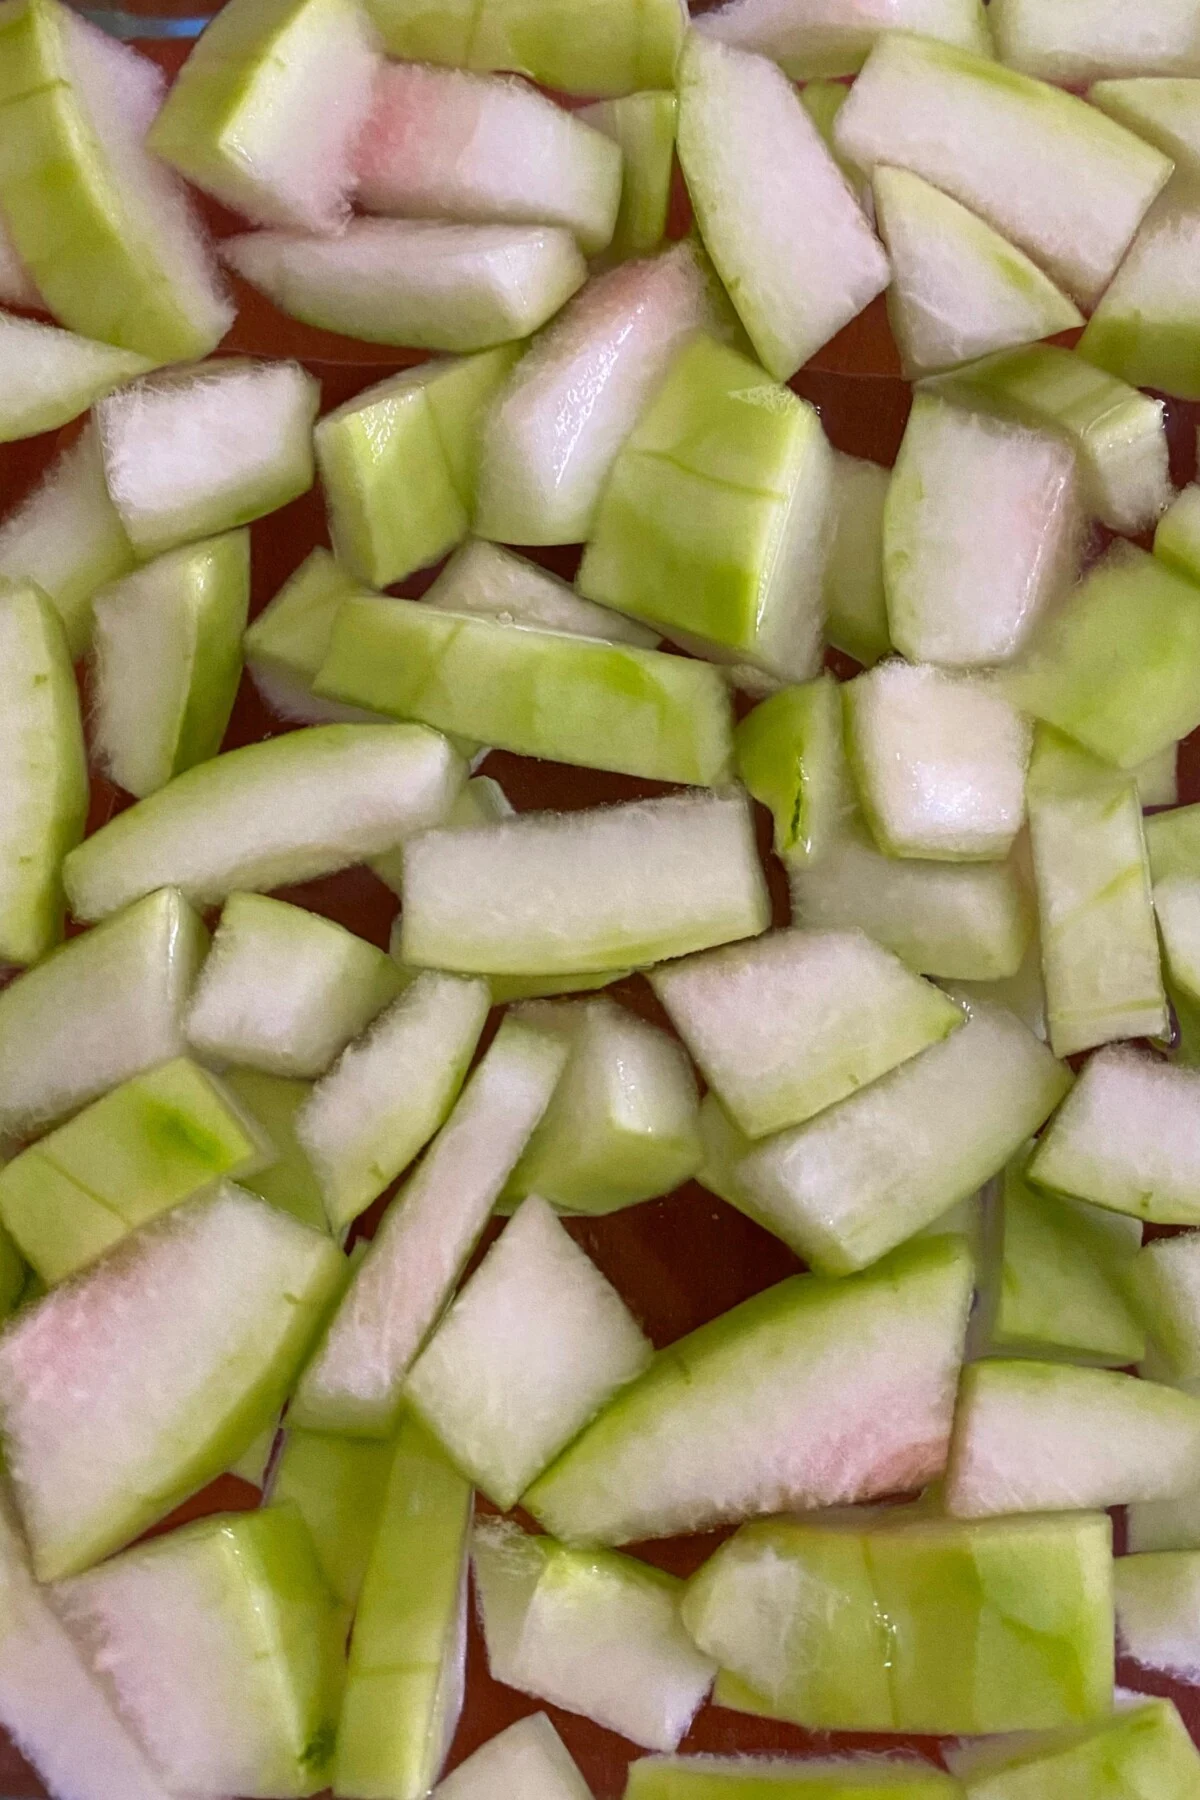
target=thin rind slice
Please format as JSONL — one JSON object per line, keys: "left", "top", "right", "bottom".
{"left": 434, "top": 1714, "right": 591, "bottom": 1800}
{"left": 333, "top": 1412, "right": 472, "bottom": 1800}
{"left": 268, "top": 1427, "right": 392, "bottom": 1608}
{"left": 314, "top": 594, "right": 735, "bottom": 788}
{"left": 1078, "top": 178, "right": 1200, "bottom": 402}
{"left": 222, "top": 219, "right": 587, "bottom": 351}
{"left": 1025, "top": 727, "right": 1166, "bottom": 1059}
{"left": 948, "top": 1696, "right": 1200, "bottom": 1798}
{"left": 0, "top": 0, "right": 233, "bottom": 361}
{"left": 0, "top": 581, "right": 87, "bottom": 966}
{"left": 63, "top": 723, "right": 464, "bottom": 922}
{"left": 992, "top": 0, "right": 1200, "bottom": 83}
{"left": 242, "top": 548, "right": 378, "bottom": 726}
{"left": 524, "top": 1235, "right": 974, "bottom": 1545}
{"left": 291, "top": 1020, "right": 567, "bottom": 1435}
{"left": 676, "top": 32, "right": 889, "bottom": 379}
{"left": 579, "top": 92, "right": 678, "bottom": 262}
{"left": 0, "top": 1183, "right": 346, "bottom": 1579}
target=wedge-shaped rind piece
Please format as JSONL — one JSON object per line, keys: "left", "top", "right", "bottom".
{"left": 791, "top": 823, "right": 1032, "bottom": 979}
{"left": 845, "top": 662, "right": 1031, "bottom": 860}
{"left": 55, "top": 1504, "right": 344, "bottom": 1798}
{"left": 0, "top": 1487, "right": 186, "bottom": 1800}
{"left": 425, "top": 540, "right": 658, "bottom": 647}
{"left": 357, "top": 63, "right": 620, "bottom": 255}
{"left": 64, "top": 722, "right": 464, "bottom": 922}
{"left": 222, "top": 1069, "right": 329, "bottom": 1232}
{"left": 91, "top": 530, "right": 249, "bottom": 800}
{"left": 334, "top": 1412, "right": 472, "bottom": 1800}
{"left": 504, "top": 998, "right": 701, "bottom": 1215}
{"left": 317, "top": 346, "right": 518, "bottom": 588}
{"left": 1115, "top": 1551, "right": 1200, "bottom": 1683}
{"left": 693, "top": 0, "right": 990, "bottom": 77}
{"left": 475, "top": 244, "right": 718, "bottom": 547}
{"left": 269, "top": 1426, "right": 391, "bottom": 1609}
{"left": 626, "top": 1757, "right": 961, "bottom": 1798}
{"left": 1079, "top": 179, "right": 1200, "bottom": 401}
{"left": 684, "top": 1508, "right": 1113, "bottom": 1735}
{"left": 400, "top": 790, "right": 771, "bottom": 977}
{"left": 0, "top": 425, "right": 134, "bottom": 659}
{"left": 1134, "top": 1230, "right": 1200, "bottom": 1383}
{"left": 1091, "top": 76, "right": 1200, "bottom": 174}
{"left": 1008, "top": 541, "right": 1200, "bottom": 769}
{"left": 186, "top": 892, "right": 401, "bottom": 1079}
{"left": 0, "top": 312, "right": 152, "bottom": 444}
{"left": 316, "top": 595, "right": 735, "bottom": 788}
{"left": 950, "top": 1696, "right": 1200, "bottom": 1798}
{"left": 435, "top": 1714, "right": 591, "bottom": 1800}
{"left": 884, "top": 396, "right": 1078, "bottom": 667}
{"left": 474, "top": 1517, "right": 715, "bottom": 1751}
{"left": 874, "top": 168, "right": 1082, "bottom": 381}
{"left": 822, "top": 453, "right": 892, "bottom": 665}
{"left": 0, "top": 0, "right": 233, "bottom": 361}
{"left": 223, "top": 219, "right": 587, "bottom": 351}
{"left": 1030, "top": 1047, "right": 1200, "bottom": 1222}
{"left": 525, "top": 1235, "right": 973, "bottom": 1544}
{"left": 711, "top": 995, "right": 1069, "bottom": 1274}
{"left": 993, "top": 0, "right": 1200, "bottom": 82}
{"left": 578, "top": 335, "right": 835, "bottom": 684}
{"left": 243, "top": 548, "right": 377, "bottom": 725}
{"left": 1025, "top": 730, "right": 1165, "bottom": 1059}
{"left": 677, "top": 34, "right": 888, "bottom": 379}
{"left": 408, "top": 1196, "right": 652, "bottom": 1507}
{"left": 0, "top": 582, "right": 86, "bottom": 967}
{"left": 734, "top": 675, "right": 854, "bottom": 863}
{"left": 834, "top": 32, "right": 1171, "bottom": 308}
{"left": 924, "top": 343, "right": 1171, "bottom": 535}
{"left": 0, "top": 1056, "right": 270, "bottom": 1285}
{"left": 0, "top": 887, "right": 207, "bottom": 1140}
{"left": 293, "top": 1019, "right": 566, "bottom": 1434}
{"left": 96, "top": 359, "right": 318, "bottom": 560}
{"left": 363, "top": 0, "right": 684, "bottom": 95}
{"left": 296, "top": 970, "right": 490, "bottom": 1232}
{"left": 652, "top": 926, "right": 962, "bottom": 1140}
{"left": 580, "top": 92, "right": 677, "bottom": 262}
{"left": 148, "top": 0, "right": 381, "bottom": 232}
{"left": 946, "top": 1359, "right": 1200, "bottom": 1517}
{"left": 0, "top": 1183, "right": 346, "bottom": 1579}
{"left": 979, "top": 1151, "right": 1145, "bottom": 1367}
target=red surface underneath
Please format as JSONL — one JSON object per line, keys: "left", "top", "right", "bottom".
{"left": 3, "top": 33, "right": 1200, "bottom": 1799}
